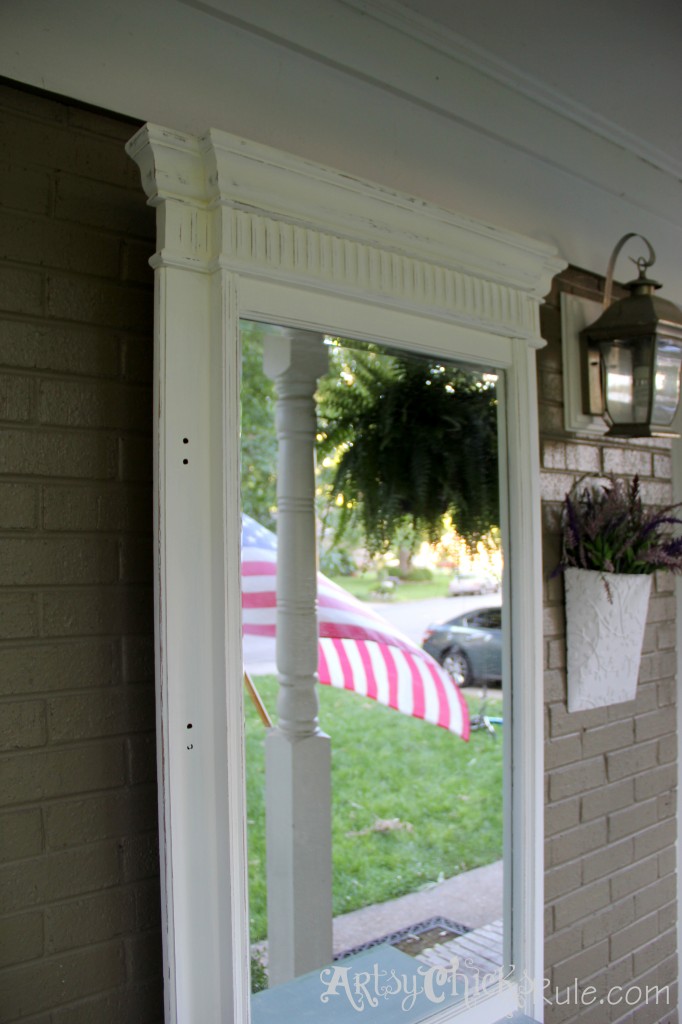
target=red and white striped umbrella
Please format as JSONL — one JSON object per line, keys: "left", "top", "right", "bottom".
{"left": 241, "top": 515, "right": 469, "bottom": 739}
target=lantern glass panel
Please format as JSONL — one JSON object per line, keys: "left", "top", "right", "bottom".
{"left": 602, "top": 341, "right": 635, "bottom": 424}
{"left": 651, "top": 337, "right": 682, "bottom": 427}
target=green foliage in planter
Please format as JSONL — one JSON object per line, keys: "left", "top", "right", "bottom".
{"left": 317, "top": 343, "right": 499, "bottom": 553}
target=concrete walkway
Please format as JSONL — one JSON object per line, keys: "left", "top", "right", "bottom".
{"left": 332, "top": 859, "right": 503, "bottom": 956}
{"left": 251, "top": 860, "right": 503, "bottom": 969}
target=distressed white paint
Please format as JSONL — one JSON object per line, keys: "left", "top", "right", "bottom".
{"left": 127, "top": 122, "right": 564, "bottom": 1022}
{"left": 148, "top": 245, "right": 248, "bottom": 1019}
{"left": 262, "top": 328, "right": 333, "bottom": 982}
{"left": 500, "top": 344, "right": 546, "bottom": 1019}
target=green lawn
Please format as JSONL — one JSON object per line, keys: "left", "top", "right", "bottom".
{"left": 329, "top": 570, "right": 451, "bottom": 602}
{"left": 245, "top": 675, "right": 503, "bottom": 943}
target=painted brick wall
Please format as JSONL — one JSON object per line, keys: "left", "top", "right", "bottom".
{"left": 0, "top": 84, "right": 162, "bottom": 1022}
{"left": 540, "top": 269, "right": 678, "bottom": 1024}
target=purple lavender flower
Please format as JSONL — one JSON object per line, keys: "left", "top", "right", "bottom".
{"left": 555, "top": 474, "right": 682, "bottom": 577}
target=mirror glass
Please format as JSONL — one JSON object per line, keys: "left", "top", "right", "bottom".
{"left": 241, "top": 324, "right": 507, "bottom": 1020}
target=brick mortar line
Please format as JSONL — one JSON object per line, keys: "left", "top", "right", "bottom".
{"left": 0, "top": 365, "right": 151, "bottom": 386}
{"left": 0, "top": 200, "right": 152, "bottom": 230}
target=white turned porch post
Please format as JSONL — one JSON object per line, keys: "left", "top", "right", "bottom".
{"left": 262, "top": 328, "right": 332, "bottom": 985}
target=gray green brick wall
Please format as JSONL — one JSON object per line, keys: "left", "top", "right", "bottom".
{"left": 0, "top": 83, "right": 161, "bottom": 1022}
{"left": 539, "top": 270, "right": 678, "bottom": 1024}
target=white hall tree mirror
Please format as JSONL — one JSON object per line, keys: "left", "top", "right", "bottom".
{"left": 241, "top": 326, "right": 507, "bottom": 1017}
{"left": 126, "top": 123, "right": 563, "bottom": 1023}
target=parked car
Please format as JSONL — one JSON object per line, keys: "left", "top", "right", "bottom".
{"left": 422, "top": 606, "right": 502, "bottom": 687}
{"left": 447, "top": 571, "right": 499, "bottom": 596}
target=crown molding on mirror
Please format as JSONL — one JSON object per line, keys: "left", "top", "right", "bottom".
{"left": 126, "top": 124, "right": 565, "bottom": 346}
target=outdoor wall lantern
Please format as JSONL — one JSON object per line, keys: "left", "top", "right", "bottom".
{"left": 580, "top": 233, "right": 682, "bottom": 437}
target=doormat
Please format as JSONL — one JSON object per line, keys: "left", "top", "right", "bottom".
{"left": 335, "top": 917, "right": 470, "bottom": 960}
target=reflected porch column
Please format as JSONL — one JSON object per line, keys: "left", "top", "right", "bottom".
{"left": 262, "top": 327, "right": 332, "bottom": 985}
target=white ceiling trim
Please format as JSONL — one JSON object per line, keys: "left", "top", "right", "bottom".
{"left": 340, "top": 0, "right": 682, "bottom": 182}
{"left": 175, "top": 0, "right": 682, "bottom": 229}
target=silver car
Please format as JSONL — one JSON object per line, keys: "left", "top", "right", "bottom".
{"left": 447, "top": 572, "right": 500, "bottom": 596}
{"left": 422, "top": 606, "right": 502, "bottom": 687}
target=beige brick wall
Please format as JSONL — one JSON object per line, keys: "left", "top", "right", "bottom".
{"left": 0, "top": 84, "right": 161, "bottom": 1022}
{"left": 540, "top": 270, "right": 678, "bottom": 1024}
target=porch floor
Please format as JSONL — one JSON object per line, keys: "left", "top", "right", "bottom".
{"left": 416, "top": 918, "right": 505, "bottom": 981}
{"left": 252, "top": 859, "right": 503, "bottom": 973}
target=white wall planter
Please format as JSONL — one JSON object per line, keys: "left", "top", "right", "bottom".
{"left": 564, "top": 568, "right": 652, "bottom": 712}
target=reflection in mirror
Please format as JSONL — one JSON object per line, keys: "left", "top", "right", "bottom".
{"left": 241, "top": 323, "right": 506, "bottom": 1019}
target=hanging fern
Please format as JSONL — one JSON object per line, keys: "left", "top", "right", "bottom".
{"left": 317, "top": 343, "right": 499, "bottom": 552}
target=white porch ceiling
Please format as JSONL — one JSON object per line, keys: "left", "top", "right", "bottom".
{"left": 354, "top": 0, "right": 682, "bottom": 178}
